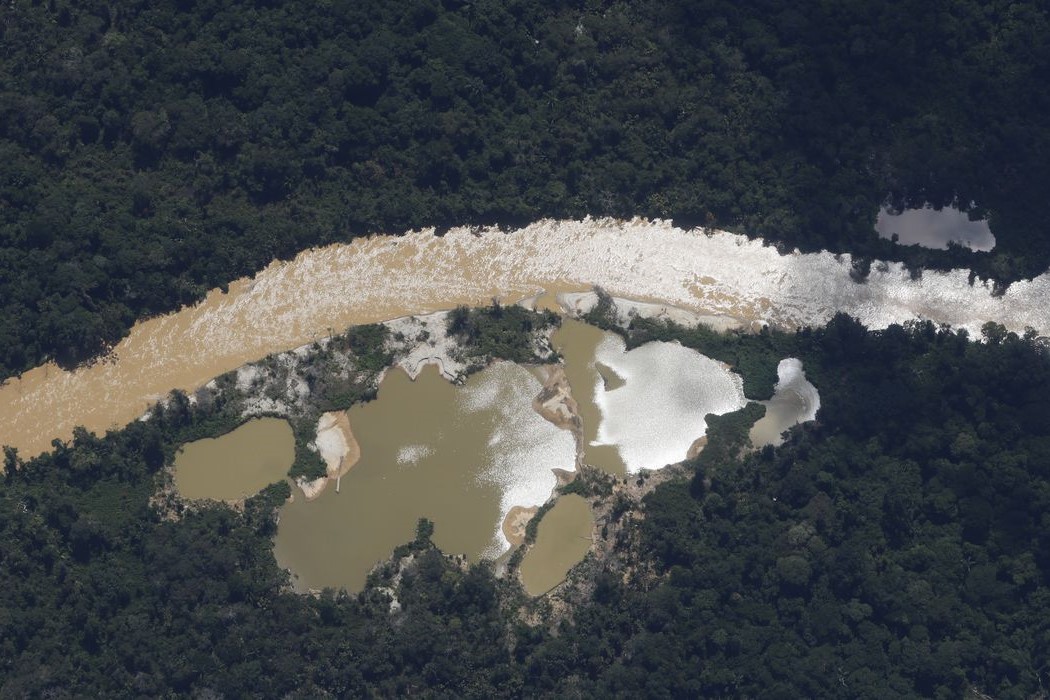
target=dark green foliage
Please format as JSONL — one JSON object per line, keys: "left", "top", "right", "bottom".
{"left": 581, "top": 287, "right": 621, "bottom": 331}
{"left": 559, "top": 465, "right": 616, "bottom": 499}
{"left": 448, "top": 303, "right": 560, "bottom": 368}
{"left": 3, "top": 0, "right": 1049, "bottom": 381}
{"left": 523, "top": 501, "right": 556, "bottom": 546}
{"left": 689, "top": 401, "right": 767, "bottom": 491}
{"left": 626, "top": 316, "right": 796, "bottom": 399}
{"left": 331, "top": 324, "right": 392, "bottom": 374}
{"left": 287, "top": 417, "right": 327, "bottom": 481}
{"left": 0, "top": 405, "right": 511, "bottom": 697}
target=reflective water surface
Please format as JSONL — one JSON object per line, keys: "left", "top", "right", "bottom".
{"left": 273, "top": 363, "right": 574, "bottom": 593}
{"left": 749, "top": 358, "right": 820, "bottom": 448}
{"left": 876, "top": 204, "right": 995, "bottom": 251}
{"left": 551, "top": 320, "right": 628, "bottom": 474}
{"left": 6, "top": 217, "right": 1047, "bottom": 461}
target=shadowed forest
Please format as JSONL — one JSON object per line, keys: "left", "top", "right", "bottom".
{"left": 2, "top": 0, "right": 1049, "bottom": 379}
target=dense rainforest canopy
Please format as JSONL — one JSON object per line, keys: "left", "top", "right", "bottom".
{"left": 2, "top": 316, "right": 1049, "bottom": 697}
{"left": 2, "top": 0, "right": 1049, "bottom": 379}
{"left": 4, "top": 2, "right": 1050, "bottom": 696}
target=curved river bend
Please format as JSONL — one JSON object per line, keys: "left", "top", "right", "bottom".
{"left": 4, "top": 217, "right": 1050, "bottom": 458}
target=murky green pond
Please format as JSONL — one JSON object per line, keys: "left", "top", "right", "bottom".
{"left": 274, "top": 363, "right": 575, "bottom": 593}
{"left": 520, "top": 495, "right": 595, "bottom": 596}
{"left": 173, "top": 417, "right": 294, "bottom": 501}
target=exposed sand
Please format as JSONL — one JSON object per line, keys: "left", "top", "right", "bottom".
{"left": 4, "top": 216, "right": 1050, "bottom": 461}
{"left": 531, "top": 365, "right": 585, "bottom": 473}
{"left": 296, "top": 411, "right": 360, "bottom": 501}
{"left": 686, "top": 436, "right": 708, "bottom": 460}
{"left": 532, "top": 366, "right": 581, "bottom": 428}
{"left": 558, "top": 291, "right": 747, "bottom": 332}
{"left": 384, "top": 312, "right": 466, "bottom": 381}
{"left": 502, "top": 505, "right": 540, "bottom": 547}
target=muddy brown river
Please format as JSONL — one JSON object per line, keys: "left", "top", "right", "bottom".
{"left": 5, "top": 218, "right": 1049, "bottom": 461}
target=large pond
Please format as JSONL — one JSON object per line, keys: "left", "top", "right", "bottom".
{"left": 173, "top": 417, "right": 295, "bottom": 501}
{"left": 273, "top": 363, "right": 575, "bottom": 593}
{"left": 875, "top": 204, "right": 995, "bottom": 251}
{"left": 519, "top": 494, "right": 595, "bottom": 596}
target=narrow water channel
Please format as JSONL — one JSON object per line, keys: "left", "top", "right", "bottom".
{"left": 551, "top": 320, "right": 628, "bottom": 475}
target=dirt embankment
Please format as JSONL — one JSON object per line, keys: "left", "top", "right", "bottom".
{"left": 532, "top": 365, "right": 584, "bottom": 467}
{"left": 501, "top": 506, "right": 540, "bottom": 547}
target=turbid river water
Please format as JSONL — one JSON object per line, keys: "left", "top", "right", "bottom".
{"left": 273, "top": 363, "right": 575, "bottom": 593}
{"left": 173, "top": 417, "right": 294, "bottom": 501}
{"left": 520, "top": 495, "right": 595, "bottom": 596}
{"left": 4, "top": 218, "right": 1050, "bottom": 460}
{"left": 552, "top": 321, "right": 628, "bottom": 474}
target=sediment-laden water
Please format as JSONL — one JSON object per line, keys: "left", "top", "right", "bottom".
{"left": 273, "top": 363, "right": 574, "bottom": 593}
{"left": 173, "top": 417, "right": 295, "bottom": 501}
{"left": 748, "top": 359, "right": 821, "bottom": 448}
{"left": 551, "top": 320, "right": 628, "bottom": 474}
{"left": 519, "top": 494, "right": 595, "bottom": 596}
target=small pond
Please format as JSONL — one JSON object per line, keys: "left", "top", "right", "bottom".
{"left": 875, "top": 204, "right": 994, "bottom": 251}
{"left": 749, "top": 358, "right": 820, "bottom": 448}
{"left": 519, "top": 495, "right": 595, "bottom": 596}
{"left": 173, "top": 417, "right": 295, "bottom": 501}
